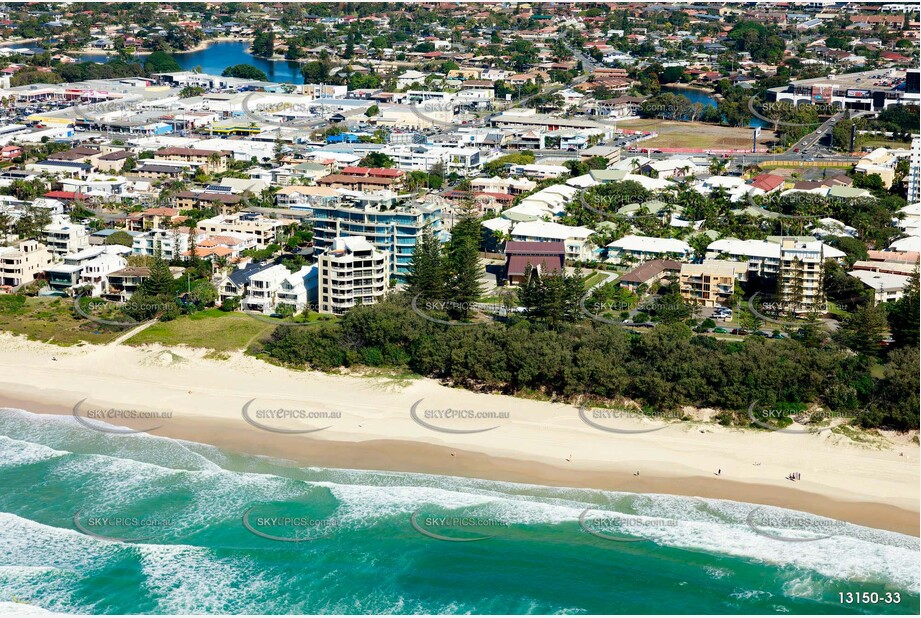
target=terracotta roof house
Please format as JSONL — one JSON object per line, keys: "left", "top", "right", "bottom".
{"left": 751, "top": 173, "right": 785, "bottom": 193}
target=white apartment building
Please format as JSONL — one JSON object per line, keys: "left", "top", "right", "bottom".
{"left": 511, "top": 220, "right": 596, "bottom": 262}
{"left": 59, "top": 175, "right": 151, "bottom": 201}
{"left": 908, "top": 135, "right": 921, "bottom": 205}
{"left": 197, "top": 213, "right": 289, "bottom": 249}
{"left": 607, "top": 235, "right": 693, "bottom": 265}
{"left": 706, "top": 238, "right": 782, "bottom": 279}
{"left": 276, "top": 265, "right": 319, "bottom": 313}
{"left": 45, "top": 245, "right": 131, "bottom": 293}
{"left": 132, "top": 229, "right": 191, "bottom": 261}
{"left": 706, "top": 237, "right": 846, "bottom": 288}
{"left": 242, "top": 264, "right": 291, "bottom": 314}
{"left": 470, "top": 176, "right": 536, "bottom": 195}
{"left": 848, "top": 270, "right": 912, "bottom": 304}
{"left": 78, "top": 253, "right": 127, "bottom": 297}
{"left": 382, "top": 145, "right": 482, "bottom": 177}
{"left": 317, "top": 236, "right": 390, "bottom": 316}
{"left": 43, "top": 217, "right": 91, "bottom": 259}
{"left": 0, "top": 239, "right": 52, "bottom": 288}
{"left": 778, "top": 239, "right": 827, "bottom": 312}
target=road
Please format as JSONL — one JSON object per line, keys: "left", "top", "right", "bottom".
{"left": 785, "top": 110, "right": 874, "bottom": 156}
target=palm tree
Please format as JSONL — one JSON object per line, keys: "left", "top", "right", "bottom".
{"left": 709, "top": 157, "right": 728, "bottom": 176}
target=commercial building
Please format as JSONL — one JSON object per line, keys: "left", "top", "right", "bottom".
{"left": 769, "top": 68, "right": 920, "bottom": 112}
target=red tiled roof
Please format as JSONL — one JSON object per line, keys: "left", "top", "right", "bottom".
{"left": 43, "top": 191, "right": 86, "bottom": 200}
{"left": 317, "top": 174, "right": 394, "bottom": 186}
{"left": 751, "top": 173, "right": 785, "bottom": 192}
{"left": 506, "top": 254, "right": 563, "bottom": 277}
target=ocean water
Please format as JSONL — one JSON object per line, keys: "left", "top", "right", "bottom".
{"left": 0, "top": 407, "right": 918, "bottom": 615}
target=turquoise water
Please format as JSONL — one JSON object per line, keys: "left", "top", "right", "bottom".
{"left": 173, "top": 41, "right": 304, "bottom": 84}
{"left": 1, "top": 407, "right": 918, "bottom": 615}
{"left": 80, "top": 41, "right": 304, "bottom": 84}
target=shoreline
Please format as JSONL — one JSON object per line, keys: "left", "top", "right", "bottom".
{"left": 0, "top": 333, "right": 917, "bottom": 536}
{"left": 663, "top": 83, "right": 717, "bottom": 95}
{"left": 71, "top": 36, "right": 252, "bottom": 59}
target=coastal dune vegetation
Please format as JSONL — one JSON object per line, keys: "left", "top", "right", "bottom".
{"left": 259, "top": 298, "right": 919, "bottom": 433}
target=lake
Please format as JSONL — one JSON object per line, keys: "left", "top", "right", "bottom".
{"left": 81, "top": 41, "right": 304, "bottom": 84}
{"left": 664, "top": 85, "right": 770, "bottom": 128}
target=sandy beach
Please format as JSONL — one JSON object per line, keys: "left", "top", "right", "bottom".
{"left": 1, "top": 332, "right": 917, "bottom": 536}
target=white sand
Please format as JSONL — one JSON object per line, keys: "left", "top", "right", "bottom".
{"left": 1, "top": 333, "right": 917, "bottom": 534}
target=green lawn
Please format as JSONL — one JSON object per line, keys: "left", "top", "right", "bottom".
{"left": 582, "top": 272, "right": 608, "bottom": 290}
{"left": 857, "top": 138, "right": 912, "bottom": 150}
{"left": 0, "top": 296, "right": 122, "bottom": 346}
{"left": 125, "top": 309, "right": 276, "bottom": 352}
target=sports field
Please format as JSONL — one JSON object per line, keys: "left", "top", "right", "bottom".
{"left": 618, "top": 119, "right": 777, "bottom": 150}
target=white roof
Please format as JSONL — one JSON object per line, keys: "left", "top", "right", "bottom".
{"left": 701, "top": 176, "right": 747, "bottom": 189}
{"left": 812, "top": 218, "right": 857, "bottom": 237}
{"left": 848, "top": 269, "right": 911, "bottom": 292}
{"left": 482, "top": 217, "right": 513, "bottom": 232}
{"left": 503, "top": 202, "right": 554, "bottom": 220}
{"left": 64, "top": 246, "right": 108, "bottom": 261}
{"left": 899, "top": 202, "right": 921, "bottom": 217}
{"left": 889, "top": 235, "right": 921, "bottom": 252}
{"left": 649, "top": 159, "right": 700, "bottom": 173}
{"left": 334, "top": 235, "right": 376, "bottom": 252}
{"left": 622, "top": 173, "right": 673, "bottom": 192}
{"left": 681, "top": 260, "right": 745, "bottom": 277}
{"left": 611, "top": 156, "right": 651, "bottom": 170}
{"left": 608, "top": 234, "right": 691, "bottom": 254}
{"left": 670, "top": 214, "right": 704, "bottom": 230}
{"left": 249, "top": 263, "right": 291, "bottom": 281}
{"left": 566, "top": 173, "right": 597, "bottom": 188}
{"left": 512, "top": 220, "right": 593, "bottom": 241}
{"left": 539, "top": 184, "right": 578, "bottom": 200}
{"left": 707, "top": 238, "right": 780, "bottom": 259}
{"left": 821, "top": 244, "right": 847, "bottom": 259}
{"left": 285, "top": 264, "right": 317, "bottom": 285}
